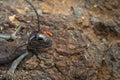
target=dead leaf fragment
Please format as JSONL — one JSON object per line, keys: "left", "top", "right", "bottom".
{"left": 9, "top": 15, "right": 20, "bottom": 27}
{"left": 15, "top": 7, "right": 29, "bottom": 14}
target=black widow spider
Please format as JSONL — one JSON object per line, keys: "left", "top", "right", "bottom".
{"left": 0, "top": 0, "right": 52, "bottom": 74}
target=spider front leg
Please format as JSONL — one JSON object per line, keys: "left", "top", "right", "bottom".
{"left": 7, "top": 50, "right": 29, "bottom": 75}
{"left": 0, "top": 25, "right": 22, "bottom": 41}
{"left": 32, "top": 49, "right": 41, "bottom": 62}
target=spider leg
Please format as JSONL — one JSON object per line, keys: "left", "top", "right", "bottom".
{"left": 33, "top": 49, "right": 41, "bottom": 61}
{"left": 0, "top": 33, "right": 11, "bottom": 40}
{"left": 0, "top": 25, "right": 22, "bottom": 40}
{"left": 33, "top": 49, "right": 47, "bottom": 72}
{"left": 7, "top": 50, "right": 29, "bottom": 75}
{"left": 10, "top": 25, "right": 22, "bottom": 40}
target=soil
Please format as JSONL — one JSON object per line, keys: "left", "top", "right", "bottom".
{"left": 0, "top": 0, "right": 120, "bottom": 80}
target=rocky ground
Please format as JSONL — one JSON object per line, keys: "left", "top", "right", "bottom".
{"left": 0, "top": 0, "right": 120, "bottom": 80}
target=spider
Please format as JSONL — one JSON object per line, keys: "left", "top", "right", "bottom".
{"left": 0, "top": 0, "right": 52, "bottom": 74}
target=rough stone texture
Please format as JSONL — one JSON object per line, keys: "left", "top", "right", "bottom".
{"left": 0, "top": 0, "right": 120, "bottom": 80}
{"left": 105, "top": 43, "right": 120, "bottom": 80}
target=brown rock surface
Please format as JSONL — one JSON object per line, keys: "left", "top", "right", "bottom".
{"left": 0, "top": 0, "right": 119, "bottom": 80}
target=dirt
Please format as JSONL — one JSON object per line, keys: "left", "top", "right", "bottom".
{"left": 0, "top": 0, "right": 120, "bottom": 80}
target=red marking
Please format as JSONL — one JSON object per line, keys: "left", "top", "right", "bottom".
{"left": 43, "top": 31, "right": 53, "bottom": 36}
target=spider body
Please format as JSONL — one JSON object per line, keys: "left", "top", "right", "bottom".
{"left": 27, "top": 31, "right": 52, "bottom": 50}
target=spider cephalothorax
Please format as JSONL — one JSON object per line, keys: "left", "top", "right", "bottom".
{"left": 28, "top": 31, "right": 52, "bottom": 50}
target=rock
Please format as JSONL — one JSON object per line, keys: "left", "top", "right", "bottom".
{"left": 0, "top": 0, "right": 120, "bottom": 80}
{"left": 105, "top": 42, "right": 120, "bottom": 79}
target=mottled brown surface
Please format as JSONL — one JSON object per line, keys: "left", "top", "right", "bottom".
{"left": 0, "top": 0, "right": 120, "bottom": 80}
